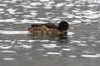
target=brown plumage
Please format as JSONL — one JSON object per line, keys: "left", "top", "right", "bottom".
{"left": 27, "top": 21, "right": 69, "bottom": 36}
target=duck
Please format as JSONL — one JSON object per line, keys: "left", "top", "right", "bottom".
{"left": 27, "top": 21, "right": 69, "bottom": 36}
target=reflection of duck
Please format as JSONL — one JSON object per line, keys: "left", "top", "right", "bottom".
{"left": 27, "top": 21, "right": 69, "bottom": 36}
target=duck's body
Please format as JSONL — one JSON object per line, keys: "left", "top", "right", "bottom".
{"left": 27, "top": 21, "right": 69, "bottom": 36}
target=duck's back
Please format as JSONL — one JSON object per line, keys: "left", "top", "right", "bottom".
{"left": 31, "top": 23, "right": 58, "bottom": 29}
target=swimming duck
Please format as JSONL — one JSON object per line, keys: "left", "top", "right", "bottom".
{"left": 27, "top": 21, "right": 69, "bottom": 36}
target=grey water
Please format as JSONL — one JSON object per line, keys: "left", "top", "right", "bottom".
{"left": 0, "top": 0, "right": 100, "bottom": 66}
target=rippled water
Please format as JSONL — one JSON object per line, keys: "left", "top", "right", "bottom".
{"left": 0, "top": 0, "right": 100, "bottom": 66}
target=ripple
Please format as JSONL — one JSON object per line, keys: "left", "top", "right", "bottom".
{"left": 21, "top": 5, "right": 33, "bottom": 8}
{"left": 20, "top": 45, "right": 32, "bottom": 49}
{"left": 83, "top": 15, "right": 99, "bottom": 19}
{"left": 43, "top": 6, "right": 52, "bottom": 9}
{"left": 65, "top": 14, "right": 74, "bottom": 18}
{"left": 65, "top": 4, "right": 74, "bottom": 7}
{"left": 20, "top": 20, "right": 46, "bottom": 24}
{"left": 3, "top": 0, "right": 16, "bottom": 3}
{"left": 39, "top": 0, "right": 50, "bottom": 2}
{"left": 69, "top": 55, "right": 77, "bottom": 58}
{"left": 55, "top": 3, "right": 66, "bottom": 8}
{"left": 0, "top": 4, "right": 7, "bottom": 7}
{"left": 30, "top": 2, "right": 42, "bottom": 6}
{"left": 81, "top": 54, "right": 100, "bottom": 58}
{"left": 65, "top": 0, "right": 74, "bottom": 1}
{"left": 74, "top": 16, "right": 82, "bottom": 19}
{"left": 0, "top": 40, "right": 52, "bottom": 43}
{"left": 70, "top": 40, "right": 81, "bottom": 43}
{"left": 50, "top": 18, "right": 60, "bottom": 21}
{"left": 62, "top": 48, "right": 71, "bottom": 51}
{"left": 47, "top": 52, "right": 61, "bottom": 55}
{"left": 3, "top": 58, "right": 16, "bottom": 60}
{"left": 87, "top": 4, "right": 98, "bottom": 7}
{"left": 89, "top": 36, "right": 96, "bottom": 40}
{"left": 0, "top": 19, "right": 15, "bottom": 22}
{"left": 23, "top": 15, "right": 34, "bottom": 18}
{"left": 82, "top": 10, "right": 97, "bottom": 15}
{"left": 7, "top": 8, "right": 16, "bottom": 14}
{"left": 1, "top": 50, "right": 16, "bottom": 53}
{"left": 0, "top": 8, "right": 4, "bottom": 11}
{"left": 0, "top": 24, "right": 4, "bottom": 26}
{"left": 37, "top": 49, "right": 44, "bottom": 51}
{"left": 72, "top": 20, "right": 81, "bottom": 24}
{"left": 4, "top": 28, "right": 13, "bottom": 30}
{"left": 18, "top": 40, "right": 37, "bottom": 42}
{"left": 67, "top": 32, "right": 75, "bottom": 35}
{"left": 41, "top": 44, "right": 60, "bottom": 48}
{"left": 0, "top": 30, "right": 29, "bottom": 34}
{"left": 78, "top": 44, "right": 88, "bottom": 46}
{"left": 95, "top": 40, "right": 100, "bottom": 43}
{"left": 3, "top": 40, "right": 12, "bottom": 42}
{"left": 39, "top": 40, "right": 50, "bottom": 42}
{"left": 0, "top": 46, "right": 12, "bottom": 49}
{"left": 30, "top": 12, "right": 37, "bottom": 16}
{"left": 38, "top": 18, "right": 49, "bottom": 20}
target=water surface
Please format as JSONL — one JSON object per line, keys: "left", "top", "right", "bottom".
{"left": 0, "top": 0, "right": 100, "bottom": 66}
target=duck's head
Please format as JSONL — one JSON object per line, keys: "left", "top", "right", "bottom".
{"left": 58, "top": 21, "right": 69, "bottom": 31}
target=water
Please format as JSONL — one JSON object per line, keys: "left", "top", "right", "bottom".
{"left": 0, "top": 0, "right": 100, "bottom": 66}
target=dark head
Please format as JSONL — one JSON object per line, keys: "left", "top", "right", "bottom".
{"left": 58, "top": 21, "right": 69, "bottom": 31}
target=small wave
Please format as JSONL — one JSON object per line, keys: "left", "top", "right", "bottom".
{"left": 0, "top": 30, "right": 29, "bottom": 34}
